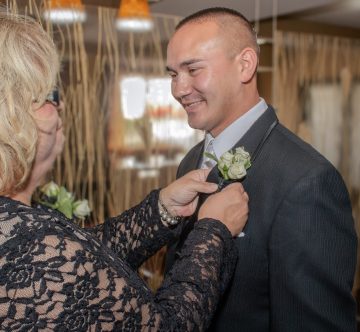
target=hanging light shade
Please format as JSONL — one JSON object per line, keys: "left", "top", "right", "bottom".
{"left": 116, "top": 0, "right": 153, "bottom": 32}
{"left": 43, "top": 0, "right": 86, "bottom": 24}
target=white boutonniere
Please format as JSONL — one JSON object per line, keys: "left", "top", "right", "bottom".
{"left": 37, "top": 181, "right": 91, "bottom": 220}
{"left": 204, "top": 146, "right": 251, "bottom": 181}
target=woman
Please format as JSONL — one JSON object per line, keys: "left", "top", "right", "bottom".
{"left": 0, "top": 11, "right": 249, "bottom": 331}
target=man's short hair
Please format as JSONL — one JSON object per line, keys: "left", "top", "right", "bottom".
{"left": 175, "top": 7, "right": 259, "bottom": 56}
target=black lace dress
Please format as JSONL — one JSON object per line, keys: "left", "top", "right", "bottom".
{"left": 0, "top": 190, "right": 237, "bottom": 331}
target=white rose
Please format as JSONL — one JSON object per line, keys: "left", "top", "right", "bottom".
{"left": 64, "top": 191, "right": 73, "bottom": 200}
{"left": 234, "top": 147, "right": 250, "bottom": 161}
{"left": 220, "top": 151, "right": 233, "bottom": 167}
{"left": 40, "top": 181, "right": 60, "bottom": 197}
{"left": 228, "top": 163, "right": 247, "bottom": 180}
{"left": 73, "top": 200, "right": 91, "bottom": 219}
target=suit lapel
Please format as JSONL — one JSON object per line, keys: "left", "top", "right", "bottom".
{"left": 205, "top": 106, "right": 278, "bottom": 184}
{"left": 180, "top": 140, "right": 204, "bottom": 175}
{"left": 206, "top": 164, "right": 221, "bottom": 184}
{"left": 233, "top": 106, "right": 278, "bottom": 166}
{"left": 171, "top": 107, "right": 279, "bottom": 266}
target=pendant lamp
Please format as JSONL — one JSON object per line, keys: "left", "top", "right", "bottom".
{"left": 116, "top": 0, "right": 153, "bottom": 32}
{"left": 43, "top": 0, "right": 86, "bottom": 24}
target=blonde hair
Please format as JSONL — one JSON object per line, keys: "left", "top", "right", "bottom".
{"left": 0, "top": 11, "right": 60, "bottom": 195}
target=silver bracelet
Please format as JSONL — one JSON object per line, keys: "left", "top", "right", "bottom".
{"left": 158, "top": 196, "right": 183, "bottom": 226}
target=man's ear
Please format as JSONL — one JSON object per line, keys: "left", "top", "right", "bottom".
{"left": 235, "top": 47, "right": 258, "bottom": 83}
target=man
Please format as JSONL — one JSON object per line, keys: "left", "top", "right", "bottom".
{"left": 165, "top": 7, "right": 357, "bottom": 331}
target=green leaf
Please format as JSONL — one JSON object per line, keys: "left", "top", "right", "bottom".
{"left": 38, "top": 200, "right": 55, "bottom": 209}
{"left": 218, "top": 166, "right": 229, "bottom": 180}
{"left": 244, "top": 160, "right": 252, "bottom": 170}
{"left": 54, "top": 187, "right": 75, "bottom": 219}
{"left": 58, "top": 187, "right": 74, "bottom": 202}
{"left": 204, "top": 152, "right": 218, "bottom": 162}
{"left": 57, "top": 200, "right": 73, "bottom": 219}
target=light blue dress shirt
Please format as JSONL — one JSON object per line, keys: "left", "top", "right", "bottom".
{"left": 201, "top": 98, "right": 268, "bottom": 237}
{"left": 203, "top": 98, "right": 268, "bottom": 161}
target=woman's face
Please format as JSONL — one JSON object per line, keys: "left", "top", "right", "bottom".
{"left": 33, "top": 101, "right": 65, "bottom": 170}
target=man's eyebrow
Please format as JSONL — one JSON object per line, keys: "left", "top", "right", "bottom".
{"left": 166, "top": 59, "right": 204, "bottom": 72}
{"left": 181, "top": 59, "right": 203, "bottom": 66}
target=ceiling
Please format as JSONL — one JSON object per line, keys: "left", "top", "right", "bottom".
{"left": 148, "top": 0, "right": 360, "bottom": 29}
{"left": 11, "top": 0, "right": 360, "bottom": 50}
{"left": 11, "top": 0, "right": 360, "bottom": 31}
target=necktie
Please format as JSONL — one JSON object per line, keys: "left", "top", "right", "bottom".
{"left": 201, "top": 139, "right": 217, "bottom": 169}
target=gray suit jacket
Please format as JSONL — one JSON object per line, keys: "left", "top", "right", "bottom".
{"left": 165, "top": 106, "right": 357, "bottom": 331}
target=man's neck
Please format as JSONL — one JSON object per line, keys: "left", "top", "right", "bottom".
{"left": 208, "top": 97, "right": 268, "bottom": 159}
{"left": 211, "top": 88, "right": 260, "bottom": 137}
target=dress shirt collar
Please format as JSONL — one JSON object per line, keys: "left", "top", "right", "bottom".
{"left": 205, "top": 98, "right": 268, "bottom": 159}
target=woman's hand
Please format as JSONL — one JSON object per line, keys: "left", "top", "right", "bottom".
{"left": 199, "top": 183, "right": 249, "bottom": 237}
{"left": 160, "top": 169, "right": 218, "bottom": 217}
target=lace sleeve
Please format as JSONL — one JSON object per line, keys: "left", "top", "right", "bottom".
{"left": 91, "top": 190, "right": 174, "bottom": 269}
{"left": 156, "top": 219, "right": 238, "bottom": 331}
{"left": 0, "top": 214, "right": 237, "bottom": 331}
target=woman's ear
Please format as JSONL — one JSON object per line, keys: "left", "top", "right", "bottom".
{"left": 235, "top": 47, "right": 258, "bottom": 83}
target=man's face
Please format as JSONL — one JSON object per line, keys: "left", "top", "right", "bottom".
{"left": 166, "top": 21, "right": 241, "bottom": 137}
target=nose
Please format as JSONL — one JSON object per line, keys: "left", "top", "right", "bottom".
{"left": 172, "top": 75, "right": 192, "bottom": 101}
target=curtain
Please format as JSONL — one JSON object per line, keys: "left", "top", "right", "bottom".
{"left": 308, "top": 84, "right": 343, "bottom": 168}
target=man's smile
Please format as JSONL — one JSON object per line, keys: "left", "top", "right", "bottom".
{"left": 182, "top": 100, "right": 205, "bottom": 112}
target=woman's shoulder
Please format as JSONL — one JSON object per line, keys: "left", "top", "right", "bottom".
{"left": 0, "top": 195, "right": 77, "bottom": 245}
{"left": 0, "top": 195, "right": 58, "bottom": 225}
{"left": 0, "top": 195, "right": 108, "bottom": 260}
